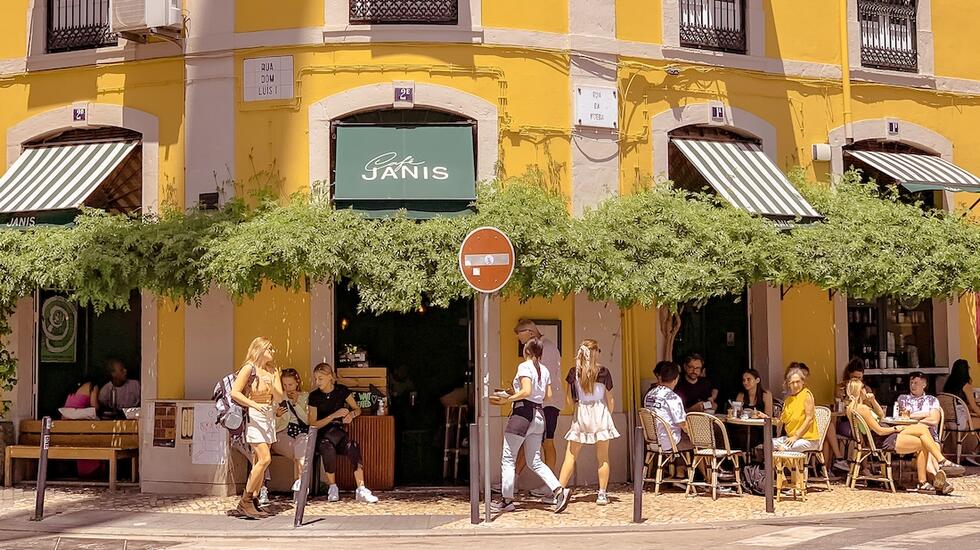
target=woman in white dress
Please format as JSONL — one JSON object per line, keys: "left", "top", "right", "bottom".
{"left": 557, "top": 339, "right": 620, "bottom": 505}
{"left": 230, "top": 336, "right": 283, "bottom": 519}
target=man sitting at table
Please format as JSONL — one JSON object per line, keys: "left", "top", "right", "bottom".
{"left": 97, "top": 358, "right": 140, "bottom": 414}
{"left": 894, "top": 371, "right": 942, "bottom": 443}
{"left": 643, "top": 361, "right": 693, "bottom": 479}
{"left": 674, "top": 354, "right": 718, "bottom": 413}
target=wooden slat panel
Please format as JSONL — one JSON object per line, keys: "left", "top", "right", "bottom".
{"left": 19, "top": 420, "right": 139, "bottom": 435}
{"left": 7, "top": 446, "right": 138, "bottom": 460}
{"left": 337, "top": 368, "right": 387, "bottom": 378}
{"left": 335, "top": 415, "right": 395, "bottom": 491}
{"left": 20, "top": 434, "right": 139, "bottom": 448}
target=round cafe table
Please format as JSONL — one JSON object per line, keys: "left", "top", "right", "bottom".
{"left": 880, "top": 416, "right": 918, "bottom": 426}
{"left": 716, "top": 414, "right": 766, "bottom": 458}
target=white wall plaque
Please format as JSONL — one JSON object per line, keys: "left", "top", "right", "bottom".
{"left": 574, "top": 86, "right": 617, "bottom": 129}
{"left": 243, "top": 56, "right": 294, "bottom": 102}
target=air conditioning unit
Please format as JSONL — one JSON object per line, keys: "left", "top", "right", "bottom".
{"left": 110, "top": 0, "right": 182, "bottom": 37}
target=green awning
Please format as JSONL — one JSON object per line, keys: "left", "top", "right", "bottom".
{"left": 847, "top": 150, "right": 980, "bottom": 193}
{"left": 333, "top": 125, "right": 476, "bottom": 218}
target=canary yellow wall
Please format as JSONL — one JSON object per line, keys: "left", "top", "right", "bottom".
{"left": 235, "top": 0, "right": 324, "bottom": 32}
{"left": 622, "top": 306, "right": 658, "bottom": 410}
{"left": 157, "top": 300, "right": 186, "bottom": 399}
{"left": 616, "top": 0, "right": 662, "bottom": 44}
{"left": 0, "top": 0, "right": 28, "bottom": 59}
{"left": 234, "top": 285, "right": 313, "bottom": 381}
{"left": 782, "top": 285, "right": 836, "bottom": 405}
{"left": 235, "top": 45, "right": 572, "bottom": 197}
{"left": 932, "top": 0, "right": 980, "bottom": 81}
{"left": 483, "top": 0, "right": 568, "bottom": 34}
{"left": 764, "top": 0, "right": 840, "bottom": 65}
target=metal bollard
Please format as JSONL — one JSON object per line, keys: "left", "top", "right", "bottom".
{"left": 293, "top": 426, "right": 319, "bottom": 528}
{"left": 31, "top": 416, "right": 52, "bottom": 522}
{"left": 632, "top": 425, "right": 644, "bottom": 523}
{"left": 763, "top": 417, "right": 774, "bottom": 513}
{"left": 469, "top": 423, "right": 479, "bottom": 524}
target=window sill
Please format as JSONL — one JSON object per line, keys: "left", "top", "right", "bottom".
{"left": 322, "top": 23, "right": 484, "bottom": 44}
{"left": 25, "top": 41, "right": 178, "bottom": 72}
{"left": 850, "top": 66, "right": 936, "bottom": 89}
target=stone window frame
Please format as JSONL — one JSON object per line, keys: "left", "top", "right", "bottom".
{"left": 323, "top": 0, "right": 482, "bottom": 41}
{"left": 847, "top": 0, "right": 935, "bottom": 84}
{"left": 661, "top": 0, "right": 765, "bottom": 60}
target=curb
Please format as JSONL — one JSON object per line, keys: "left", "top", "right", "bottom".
{"left": 0, "top": 502, "right": 975, "bottom": 540}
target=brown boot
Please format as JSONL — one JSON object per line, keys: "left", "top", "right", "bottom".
{"left": 236, "top": 493, "right": 262, "bottom": 519}
{"left": 252, "top": 496, "right": 271, "bottom": 517}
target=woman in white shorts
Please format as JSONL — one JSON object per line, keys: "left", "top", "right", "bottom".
{"left": 231, "top": 336, "right": 283, "bottom": 519}
{"left": 272, "top": 368, "right": 309, "bottom": 493}
{"left": 763, "top": 367, "right": 820, "bottom": 452}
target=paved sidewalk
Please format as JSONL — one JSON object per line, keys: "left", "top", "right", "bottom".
{"left": 1, "top": 470, "right": 977, "bottom": 534}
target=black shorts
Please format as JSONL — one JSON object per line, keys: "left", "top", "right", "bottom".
{"left": 543, "top": 406, "right": 560, "bottom": 440}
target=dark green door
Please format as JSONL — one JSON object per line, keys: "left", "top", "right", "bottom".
{"left": 672, "top": 291, "right": 749, "bottom": 411}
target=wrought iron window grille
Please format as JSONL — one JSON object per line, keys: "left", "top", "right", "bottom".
{"left": 858, "top": 0, "right": 918, "bottom": 73}
{"left": 46, "top": 0, "right": 117, "bottom": 53}
{"left": 349, "top": 0, "right": 459, "bottom": 25}
{"left": 678, "top": 0, "right": 747, "bottom": 54}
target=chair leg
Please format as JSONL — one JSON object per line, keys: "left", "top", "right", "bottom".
{"left": 686, "top": 457, "right": 699, "bottom": 497}
{"left": 654, "top": 456, "right": 664, "bottom": 495}
{"left": 733, "top": 456, "right": 743, "bottom": 495}
{"left": 710, "top": 460, "right": 718, "bottom": 501}
{"left": 109, "top": 457, "right": 117, "bottom": 492}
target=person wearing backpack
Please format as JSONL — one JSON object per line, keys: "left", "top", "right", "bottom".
{"left": 271, "top": 368, "right": 310, "bottom": 495}
{"left": 230, "top": 336, "right": 284, "bottom": 519}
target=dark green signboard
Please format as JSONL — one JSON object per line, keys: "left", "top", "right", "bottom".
{"left": 334, "top": 125, "right": 476, "bottom": 217}
{"left": 0, "top": 209, "right": 77, "bottom": 229}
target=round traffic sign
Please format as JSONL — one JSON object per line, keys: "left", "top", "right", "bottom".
{"left": 458, "top": 227, "right": 515, "bottom": 294}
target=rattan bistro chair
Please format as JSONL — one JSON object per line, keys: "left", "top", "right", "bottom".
{"left": 638, "top": 407, "right": 692, "bottom": 495}
{"left": 685, "top": 412, "right": 743, "bottom": 500}
{"left": 846, "top": 410, "right": 897, "bottom": 493}
{"left": 803, "top": 406, "right": 833, "bottom": 490}
{"left": 938, "top": 393, "right": 980, "bottom": 464}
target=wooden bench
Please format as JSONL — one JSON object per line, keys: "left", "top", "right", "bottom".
{"left": 4, "top": 419, "right": 139, "bottom": 491}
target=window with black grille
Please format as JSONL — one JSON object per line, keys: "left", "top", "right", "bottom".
{"left": 349, "top": 0, "right": 459, "bottom": 25}
{"left": 858, "top": 0, "right": 918, "bottom": 73}
{"left": 678, "top": 0, "right": 747, "bottom": 54}
{"left": 46, "top": 0, "right": 118, "bottom": 53}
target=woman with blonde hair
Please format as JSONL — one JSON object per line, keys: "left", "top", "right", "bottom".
{"left": 556, "top": 339, "right": 620, "bottom": 505}
{"left": 759, "top": 367, "right": 820, "bottom": 452}
{"left": 844, "top": 379, "right": 964, "bottom": 494}
{"left": 230, "top": 337, "right": 284, "bottom": 518}
{"left": 271, "top": 368, "right": 309, "bottom": 495}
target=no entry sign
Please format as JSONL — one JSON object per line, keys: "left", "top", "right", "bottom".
{"left": 459, "top": 227, "right": 515, "bottom": 294}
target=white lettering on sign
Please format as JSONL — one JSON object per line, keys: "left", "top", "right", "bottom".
{"left": 6, "top": 216, "right": 36, "bottom": 227}
{"left": 361, "top": 152, "right": 450, "bottom": 182}
{"left": 244, "top": 56, "right": 294, "bottom": 102}
{"left": 574, "top": 85, "right": 618, "bottom": 130}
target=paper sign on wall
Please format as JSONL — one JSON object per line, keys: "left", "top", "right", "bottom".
{"left": 191, "top": 403, "right": 227, "bottom": 465}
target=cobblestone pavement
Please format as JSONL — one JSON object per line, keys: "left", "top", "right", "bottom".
{"left": 2, "top": 472, "right": 977, "bottom": 530}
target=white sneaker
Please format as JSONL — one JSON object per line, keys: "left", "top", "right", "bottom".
{"left": 490, "top": 499, "right": 516, "bottom": 513}
{"left": 291, "top": 479, "right": 301, "bottom": 492}
{"left": 257, "top": 486, "right": 270, "bottom": 506}
{"left": 529, "top": 485, "right": 552, "bottom": 497}
{"left": 833, "top": 459, "right": 850, "bottom": 473}
{"left": 596, "top": 492, "right": 609, "bottom": 505}
{"left": 355, "top": 486, "right": 379, "bottom": 503}
{"left": 327, "top": 484, "right": 340, "bottom": 502}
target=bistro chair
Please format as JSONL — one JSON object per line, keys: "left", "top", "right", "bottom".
{"left": 685, "top": 412, "right": 743, "bottom": 500}
{"left": 803, "top": 406, "right": 833, "bottom": 490}
{"left": 846, "top": 410, "right": 896, "bottom": 493}
{"left": 638, "top": 407, "right": 692, "bottom": 495}
{"left": 938, "top": 393, "right": 980, "bottom": 464}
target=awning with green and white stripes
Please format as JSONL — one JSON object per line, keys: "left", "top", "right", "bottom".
{"left": 672, "top": 138, "right": 820, "bottom": 221}
{"left": 846, "top": 150, "right": 980, "bottom": 193}
{"left": 0, "top": 141, "right": 138, "bottom": 216}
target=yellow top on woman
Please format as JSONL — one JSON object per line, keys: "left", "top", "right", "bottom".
{"left": 780, "top": 388, "right": 819, "bottom": 441}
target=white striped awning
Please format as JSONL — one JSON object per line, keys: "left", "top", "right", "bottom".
{"left": 672, "top": 139, "right": 820, "bottom": 220}
{"left": 0, "top": 141, "right": 137, "bottom": 214}
{"left": 846, "top": 150, "right": 980, "bottom": 193}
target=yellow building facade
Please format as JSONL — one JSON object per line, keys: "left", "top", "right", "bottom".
{"left": 2, "top": 0, "right": 979, "bottom": 492}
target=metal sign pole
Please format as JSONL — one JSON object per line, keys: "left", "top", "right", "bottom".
{"left": 481, "top": 292, "right": 491, "bottom": 523}
{"left": 31, "top": 416, "right": 52, "bottom": 522}
{"left": 469, "top": 423, "right": 479, "bottom": 524}
{"left": 763, "top": 417, "right": 774, "bottom": 513}
{"left": 632, "top": 425, "right": 644, "bottom": 523}
{"left": 293, "top": 425, "right": 319, "bottom": 527}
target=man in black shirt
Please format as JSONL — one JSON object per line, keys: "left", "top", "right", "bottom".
{"left": 674, "top": 353, "right": 718, "bottom": 413}
{"left": 308, "top": 363, "right": 379, "bottom": 503}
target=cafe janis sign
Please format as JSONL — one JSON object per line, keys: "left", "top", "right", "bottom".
{"left": 361, "top": 152, "right": 450, "bottom": 182}
{"left": 334, "top": 125, "right": 476, "bottom": 202}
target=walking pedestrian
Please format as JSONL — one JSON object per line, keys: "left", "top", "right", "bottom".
{"left": 490, "top": 337, "right": 571, "bottom": 513}
{"left": 556, "top": 340, "right": 620, "bottom": 505}
{"left": 230, "top": 336, "right": 283, "bottom": 519}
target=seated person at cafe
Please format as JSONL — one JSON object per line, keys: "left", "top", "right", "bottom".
{"left": 97, "top": 359, "right": 141, "bottom": 413}
{"left": 762, "top": 367, "right": 820, "bottom": 452}
{"left": 674, "top": 353, "right": 718, "bottom": 413}
{"left": 734, "top": 369, "right": 773, "bottom": 418}
{"left": 643, "top": 361, "right": 693, "bottom": 460}
{"left": 845, "top": 379, "right": 964, "bottom": 494}
{"left": 307, "top": 362, "right": 379, "bottom": 504}
{"left": 894, "top": 371, "right": 942, "bottom": 442}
